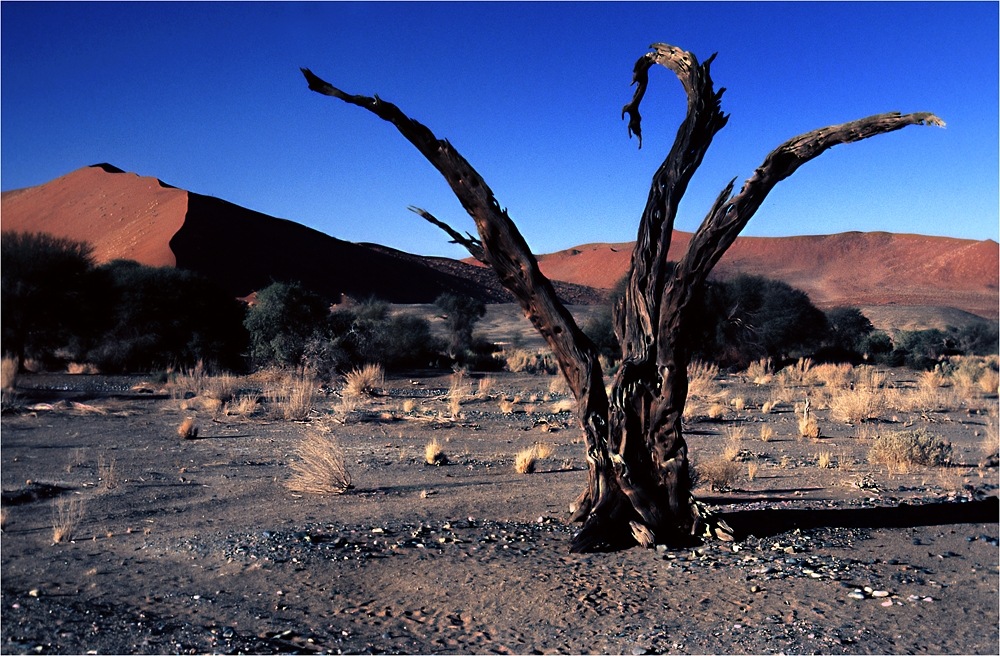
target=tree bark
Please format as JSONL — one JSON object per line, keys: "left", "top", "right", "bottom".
{"left": 301, "top": 45, "right": 942, "bottom": 552}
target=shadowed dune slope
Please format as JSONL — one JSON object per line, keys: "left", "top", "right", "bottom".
{"left": 534, "top": 231, "right": 999, "bottom": 320}
{"left": 1, "top": 164, "right": 596, "bottom": 304}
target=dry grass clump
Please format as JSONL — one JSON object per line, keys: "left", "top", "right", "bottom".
{"left": 502, "top": 348, "right": 559, "bottom": 374}
{"left": 446, "top": 371, "right": 469, "bottom": 417}
{"left": 66, "top": 362, "right": 100, "bottom": 375}
{"left": 498, "top": 398, "right": 516, "bottom": 414}
{"left": 829, "top": 367, "right": 888, "bottom": 423}
{"left": 817, "top": 451, "right": 834, "bottom": 469}
{"left": 201, "top": 373, "right": 241, "bottom": 403}
{"left": 286, "top": 428, "right": 353, "bottom": 495}
{"left": 425, "top": 438, "right": 448, "bottom": 466}
{"left": 267, "top": 374, "right": 318, "bottom": 421}
{"left": 177, "top": 417, "right": 199, "bottom": 440}
{"left": 2, "top": 355, "right": 19, "bottom": 391}
{"left": 698, "top": 456, "right": 741, "bottom": 491}
{"left": 684, "top": 360, "right": 727, "bottom": 420}
{"left": 97, "top": 451, "right": 119, "bottom": 490}
{"left": 869, "top": 428, "right": 952, "bottom": 474}
{"left": 343, "top": 364, "right": 384, "bottom": 398}
{"left": 758, "top": 425, "right": 775, "bottom": 442}
{"left": 476, "top": 375, "right": 495, "bottom": 398}
{"left": 550, "top": 398, "right": 575, "bottom": 414}
{"left": 744, "top": 358, "right": 773, "bottom": 385}
{"left": 52, "top": 496, "right": 86, "bottom": 544}
{"left": 514, "top": 443, "right": 553, "bottom": 474}
{"left": 778, "top": 357, "right": 815, "bottom": 387}
{"left": 224, "top": 393, "right": 261, "bottom": 418}
{"left": 795, "top": 398, "right": 820, "bottom": 439}
{"left": 746, "top": 461, "right": 760, "bottom": 481}
{"left": 812, "top": 362, "right": 854, "bottom": 389}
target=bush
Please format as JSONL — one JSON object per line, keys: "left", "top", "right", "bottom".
{"left": 89, "top": 260, "right": 247, "bottom": 372}
{"left": 435, "top": 293, "right": 486, "bottom": 363}
{"left": 1, "top": 231, "right": 98, "bottom": 367}
{"left": 245, "top": 281, "right": 328, "bottom": 370}
{"left": 869, "top": 428, "right": 952, "bottom": 473}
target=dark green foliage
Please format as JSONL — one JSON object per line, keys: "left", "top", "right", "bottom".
{"left": 434, "top": 293, "right": 487, "bottom": 363}
{"left": 89, "top": 260, "right": 247, "bottom": 372}
{"left": 306, "top": 299, "right": 443, "bottom": 375}
{"left": 885, "top": 323, "right": 999, "bottom": 370}
{"left": 1, "top": 232, "right": 97, "bottom": 367}
{"left": 582, "top": 312, "right": 619, "bottom": 362}
{"left": 244, "top": 282, "right": 328, "bottom": 369}
{"left": 825, "top": 307, "right": 875, "bottom": 352}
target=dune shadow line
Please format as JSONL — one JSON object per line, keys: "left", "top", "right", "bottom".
{"left": 718, "top": 497, "right": 998, "bottom": 541}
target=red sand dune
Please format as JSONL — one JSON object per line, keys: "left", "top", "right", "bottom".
{"left": 1, "top": 165, "right": 597, "bottom": 304}
{"left": 534, "top": 232, "right": 999, "bottom": 320}
{"left": 3, "top": 164, "right": 996, "bottom": 319}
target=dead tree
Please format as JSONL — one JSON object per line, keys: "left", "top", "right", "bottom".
{"left": 302, "top": 43, "right": 943, "bottom": 552}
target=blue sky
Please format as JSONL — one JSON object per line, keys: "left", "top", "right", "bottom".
{"left": 2, "top": 2, "right": 997, "bottom": 258}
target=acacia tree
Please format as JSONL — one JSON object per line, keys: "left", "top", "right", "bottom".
{"left": 302, "top": 43, "right": 942, "bottom": 552}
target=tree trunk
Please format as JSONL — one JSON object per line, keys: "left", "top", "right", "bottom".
{"left": 302, "top": 44, "right": 942, "bottom": 552}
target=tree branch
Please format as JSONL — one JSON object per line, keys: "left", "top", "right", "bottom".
{"left": 407, "top": 206, "right": 485, "bottom": 264}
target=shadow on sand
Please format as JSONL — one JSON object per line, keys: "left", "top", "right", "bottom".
{"left": 716, "top": 496, "right": 999, "bottom": 541}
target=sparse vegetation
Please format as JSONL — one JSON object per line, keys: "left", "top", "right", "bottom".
{"left": 514, "top": 443, "right": 553, "bottom": 474}
{"left": 425, "top": 438, "right": 448, "bottom": 466}
{"left": 51, "top": 495, "right": 86, "bottom": 544}
{"left": 178, "top": 417, "right": 199, "bottom": 440}
{"left": 267, "top": 374, "right": 317, "bottom": 421}
{"left": 697, "top": 456, "right": 741, "bottom": 491}
{"left": 286, "top": 428, "right": 353, "bottom": 494}
{"left": 869, "top": 428, "right": 953, "bottom": 474}
{"left": 343, "top": 363, "right": 385, "bottom": 398}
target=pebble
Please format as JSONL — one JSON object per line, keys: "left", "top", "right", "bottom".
{"left": 848, "top": 591, "right": 866, "bottom": 600}
{"left": 871, "top": 590, "right": 890, "bottom": 598}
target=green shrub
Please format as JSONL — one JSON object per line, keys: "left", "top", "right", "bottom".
{"left": 869, "top": 428, "right": 952, "bottom": 473}
{"left": 245, "top": 281, "right": 328, "bottom": 369}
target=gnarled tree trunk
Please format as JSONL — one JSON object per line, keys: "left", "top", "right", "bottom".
{"left": 302, "top": 43, "right": 942, "bottom": 552}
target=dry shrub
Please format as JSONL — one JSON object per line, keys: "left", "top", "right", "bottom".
{"left": 550, "top": 398, "right": 575, "bottom": 414}
{"left": 760, "top": 400, "right": 778, "bottom": 415}
{"left": 502, "top": 348, "right": 558, "bottom": 374}
{"left": 687, "top": 360, "right": 720, "bottom": 398}
{"left": 778, "top": 357, "right": 815, "bottom": 386}
{"left": 1, "top": 356, "right": 18, "bottom": 391}
{"left": 731, "top": 397, "right": 746, "bottom": 412}
{"left": 981, "top": 420, "right": 999, "bottom": 465}
{"left": 52, "top": 496, "right": 86, "bottom": 544}
{"left": 286, "top": 429, "right": 353, "bottom": 495}
{"left": 812, "top": 363, "right": 854, "bottom": 389}
{"left": 798, "top": 415, "right": 820, "bottom": 440}
{"left": 698, "top": 456, "right": 741, "bottom": 491}
{"left": 758, "top": 425, "right": 774, "bottom": 442}
{"left": 446, "top": 371, "right": 469, "bottom": 417}
{"left": 343, "top": 364, "right": 384, "bottom": 398}
{"left": 514, "top": 443, "right": 553, "bottom": 474}
{"left": 402, "top": 399, "right": 417, "bottom": 414}
{"left": 180, "top": 395, "right": 223, "bottom": 415}
{"left": 746, "top": 461, "right": 760, "bottom": 481}
{"left": 476, "top": 375, "right": 495, "bottom": 398}
{"left": 869, "top": 428, "right": 952, "bottom": 474}
{"left": 201, "top": 373, "right": 241, "bottom": 403}
{"left": 67, "top": 362, "right": 100, "bottom": 375}
{"left": 829, "top": 367, "right": 887, "bottom": 423}
{"left": 817, "top": 451, "right": 833, "bottom": 469}
{"left": 178, "top": 417, "right": 199, "bottom": 440}
{"left": 268, "top": 375, "right": 317, "bottom": 421}
{"left": 425, "top": 438, "right": 448, "bottom": 466}
{"left": 744, "top": 358, "right": 773, "bottom": 385}
{"left": 498, "top": 398, "right": 516, "bottom": 414}
{"left": 97, "top": 451, "right": 119, "bottom": 490}
{"left": 224, "top": 393, "right": 260, "bottom": 418}
{"left": 977, "top": 369, "right": 999, "bottom": 396}
{"left": 548, "top": 375, "right": 569, "bottom": 396}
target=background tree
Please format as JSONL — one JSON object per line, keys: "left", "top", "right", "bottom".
{"left": 303, "top": 43, "right": 942, "bottom": 551}
{"left": 245, "top": 281, "right": 328, "bottom": 369}
{"left": 89, "top": 260, "right": 247, "bottom": 372}
{"left": 1, "top": 231, "right": 97, "bottom": 368}
{"left": 434, "top": 292, "right": 486, "bottom": 362}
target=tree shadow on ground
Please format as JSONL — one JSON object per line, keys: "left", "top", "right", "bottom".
{"left": 716, "top": 496, "right": 998, "bottom": 541}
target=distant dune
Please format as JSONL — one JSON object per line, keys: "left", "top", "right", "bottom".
{"left": 2, "top": 164, "right": 995, "bottom": 323}
{"left": 0, "top": 165, "right": 598, "bottom": 305}
{"left": 534, "top": 232, "right": 999, "bottom": 321}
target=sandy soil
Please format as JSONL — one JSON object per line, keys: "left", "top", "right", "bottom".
{"left": 2, "top": 368, "right": 997, "bottom": 655}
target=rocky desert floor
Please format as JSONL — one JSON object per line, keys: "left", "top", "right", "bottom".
{"left": 1, "top": 361, "right": 998, "bottom": 655}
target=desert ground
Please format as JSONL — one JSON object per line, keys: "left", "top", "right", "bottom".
{"left": 2, "top": 312, "right": 998, "bottom": 655}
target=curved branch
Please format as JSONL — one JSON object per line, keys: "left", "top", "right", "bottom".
{"left": 302, "top": 68, "right": 612, "bottom": 496}
{"left": 407, "top": 206, "right": 485, "bottom": 264}
{"left": 661, "top": 110, "right": 946, "bottom": 347}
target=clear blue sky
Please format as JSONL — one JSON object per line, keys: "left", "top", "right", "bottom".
{"left": 2, "top": 1, "right": 997, "bottom": 258}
